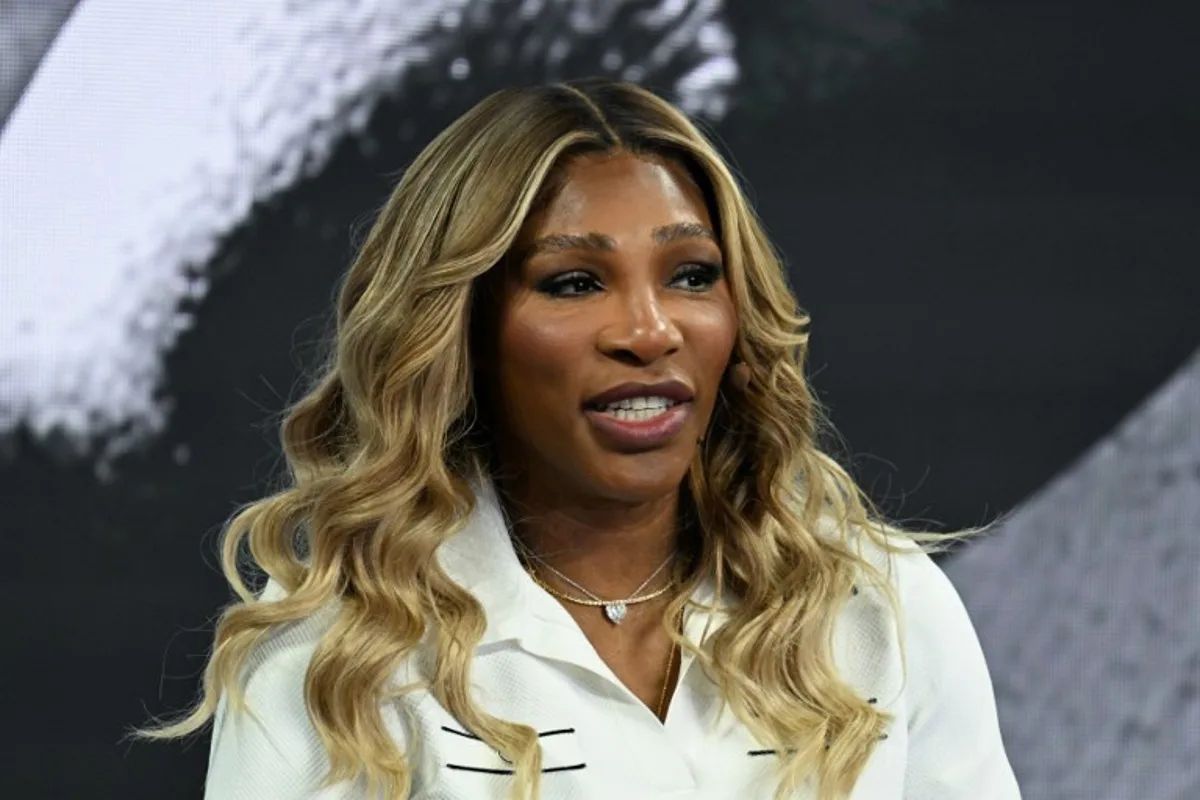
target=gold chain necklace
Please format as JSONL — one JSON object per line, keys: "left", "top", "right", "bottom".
{"left": 525, "top": 562, "right": 676, "bottom": 625}
{"left": 528, "top": 565, "right": 682, "bottom": 721}
{"left": 655, "top": 612, "right": 682, "bottom": 720}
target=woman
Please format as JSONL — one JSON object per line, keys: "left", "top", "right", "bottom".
{"left": 138, "top": 79, "right": 1021, "bottom": 799}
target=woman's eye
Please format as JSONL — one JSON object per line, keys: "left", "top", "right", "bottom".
{"left": 538, "top": 271, "right": 601, "bottom": 297}
{"left": 536, "top": 263, "right": 722, "bottom": 296}
{"left": 669, "top": 262, "right": 723, "bottom": 292}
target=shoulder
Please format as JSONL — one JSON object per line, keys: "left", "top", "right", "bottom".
{"left": 848, "top": 529, "right": 990, "bottom": 697}
{"left": 204, "top": 580, "right": 400, "bottom": 799}
{"left": 878, "top": 536, "right": 990, "bottom": 696}
{"left": 850, "top": 530, "right": 1022, "bottom": 796}
{"left": 886, "top": 536, "right": 975, "bottom": 643}
{"left": 839, "top": 524, "right": 974, "bottom": 643}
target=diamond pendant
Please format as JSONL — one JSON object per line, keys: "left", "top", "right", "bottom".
{"left": 604, "top": 602, "right": 628, "bottom": 625}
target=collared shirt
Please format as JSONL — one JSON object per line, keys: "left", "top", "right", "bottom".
{"left": 204, "top": 479, "right": 1022, "bottom": 799}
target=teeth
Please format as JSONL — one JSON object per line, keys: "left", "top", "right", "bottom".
{"left": 596, "top": 395, "right": 677, "bottom": 422}
{"left": 607, "top": 407, "right": 670, "bottom": 422}
{"left": 602, "top": 395, "right": 674, "bottom": 412}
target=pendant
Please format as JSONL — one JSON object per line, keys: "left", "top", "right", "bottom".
{"left": 604, "top": 602, "right": 628, "bottom": 625}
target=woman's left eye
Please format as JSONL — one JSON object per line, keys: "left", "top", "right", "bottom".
{"left": 669, "top": 262, "right": 723, "bottom": 292}
{"left": 537, "top": 271, "right": 602, "bottom": 297}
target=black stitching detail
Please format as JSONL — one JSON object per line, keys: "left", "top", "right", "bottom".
{"left": 851, "top": 585, "right": 859, "bottom": 596}
{"left": 538, "top": 728, "right": 576, "bottom": 738}
{"left": 879, "top": 733, "right": 890, "bottom": 741}
{"left": 446, "top": 764, "right": 513, "bottom": 774}
{"left": 442, "top": 726, "right": 586, "bottom": 773}
{"left": 748, "top": 748, "right": 797, "bottom": 757}
{"left": 868, "top": 697, "right": 878, "bottom": 704}
{"left": 441, "top": 725, "right": 577, "bottom": 740}
{"left": 444, "top": 763, "right": 588, "bottom": 774}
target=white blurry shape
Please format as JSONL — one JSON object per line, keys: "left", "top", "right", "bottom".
{"left": 0, "top": 0, "right": 469, "bottom": 469}
{"left": 0, "top": 0, "right": 736, "bottom": 476}
{"left": 945, "top": 346, "right": 1200, "bottom": 799}
{"left": 634, "top": 0, "right": 734, "bottom": 117}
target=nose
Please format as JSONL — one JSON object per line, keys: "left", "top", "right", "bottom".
{"left": 597, "top": 284, "right": 683, "bottom": 365}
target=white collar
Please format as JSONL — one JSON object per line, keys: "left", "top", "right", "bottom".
{"left": 436, "top": 475, "right": 733, "bottom": 651}
{"left": 433, "top": 475, "right": 532, "bottom": 647}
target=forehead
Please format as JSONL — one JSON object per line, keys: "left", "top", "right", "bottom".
{"left": 520, "top": 152, "right": 713, "bottom": 239}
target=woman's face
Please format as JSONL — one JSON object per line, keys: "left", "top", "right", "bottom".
{"left": 481, "top": 151, "right": 738, "bottom": 505}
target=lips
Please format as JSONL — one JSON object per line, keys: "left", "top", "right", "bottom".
{"left": 581, "top": 379, "right": 695, "bottom": 451}
{"left": 584, "top": 380, "right": 694, "bottom": 410}
{"left": 584, "top": 401, "right": 692, "bottom": 450}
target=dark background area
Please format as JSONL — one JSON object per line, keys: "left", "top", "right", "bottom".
{"left": 2, "top": 0, "right": 1197, "bottom": 796}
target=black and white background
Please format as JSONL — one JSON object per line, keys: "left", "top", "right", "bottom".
{"left": 1, "top": 1, "right": 1197, "bottom": 797}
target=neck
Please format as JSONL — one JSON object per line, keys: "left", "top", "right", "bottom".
{"left": 495, "top": 475, "right": 685, "bottom": 599}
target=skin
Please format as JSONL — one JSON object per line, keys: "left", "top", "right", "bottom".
{"left": 475, "top": 151, "right": 738, "bottom": 714}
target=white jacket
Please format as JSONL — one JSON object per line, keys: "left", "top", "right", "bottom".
{"left": 204, "top": 479, "right": 1021, "bottom": 799}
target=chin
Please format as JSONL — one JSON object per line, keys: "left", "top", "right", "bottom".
{"left": 590, "top": 450, "right": 693, "bottom": 502}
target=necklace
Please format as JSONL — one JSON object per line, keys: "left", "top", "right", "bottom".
{"left": 656, "top": 610, "right": 682, "bottom": 721}
{"left": 503, "top": 519, "right": 683, "bottom": 719}
{"left": 529, "top": 563, "right": 681, "bottom": 720}
{"left": 499, "top": 502, "right": 678, "bottom": 625}
{"left": 524, "top": 554, "right": 675, "bottom": 625}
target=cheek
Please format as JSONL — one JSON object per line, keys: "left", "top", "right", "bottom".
{"left": 688, "top": 299, "right": 739, "bottom": 376}
{"left": 497, "top": 311, "right": 588, "bottom": 403}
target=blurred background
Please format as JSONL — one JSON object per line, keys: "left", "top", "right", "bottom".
{"left": 2, "top": 0, "right": 1197, "bottom": 797}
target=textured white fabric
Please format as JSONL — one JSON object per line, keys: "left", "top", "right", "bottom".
{"left": 205, "top": 479, "right": 1021, "bottom": 798}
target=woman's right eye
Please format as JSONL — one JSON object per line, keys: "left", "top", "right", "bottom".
{"left": 537, "top": 271, "right": 602, "bottom": 297}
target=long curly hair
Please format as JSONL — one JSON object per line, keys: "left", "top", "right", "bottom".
{"left": 136, "top": 79, "right": 990, "bottom": 800}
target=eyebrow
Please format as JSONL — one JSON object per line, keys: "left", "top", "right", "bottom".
{"left": 521, "top": 222, "right": 717, "bottom": 259}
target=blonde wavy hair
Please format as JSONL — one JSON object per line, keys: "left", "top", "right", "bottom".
{"left": 136, "top": 79, "right": 991, "bottom": 799}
